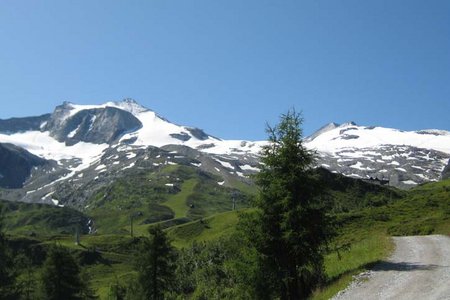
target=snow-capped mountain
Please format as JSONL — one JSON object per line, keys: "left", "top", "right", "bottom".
{"left": 305, "top": 122, "right": 450, "bottom": 188}
{"left": 0, "top": 99, "right": 449, "bottom": 206}
{"left": 0, "top": 99, "right": 264, "bottom": 205}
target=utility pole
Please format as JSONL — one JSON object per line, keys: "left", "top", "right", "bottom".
{"left": 231, "top": 190, "right": 238, "bottom": 211}
{"left": 130, "top": 213, "right": 134, "bottom": 237}
{"left": 75, "top": 226, "right": 80, "bottom": 245}
{"left": 130, "top": 212, "right": 140, "bottom": 237}
{"left": 69, "top": 217, "right": 82, "bottom": 245}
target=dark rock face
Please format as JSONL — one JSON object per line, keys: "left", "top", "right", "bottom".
{"left": 185, "top": 127, "right": 211, "bottom": 141}
{"left": 170, "top": 133, "right": 191, "bottom": 141}
{"left": 305, "top": 122, "right": 339, "bottom": 142}
{"left": 44, "top": 105, "right": 142, "bottom": 145}
{"left": 0, "top": 143, "right": 48, "bottom": 188}
{"left": 442, "top": 159, "right": 450, "bottom": 180}
{"left": 0, "top": 114, "right": 50, "bottom": 134}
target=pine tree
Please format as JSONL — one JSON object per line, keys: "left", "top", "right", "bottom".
{"left": 40, "top": 245, "right": 88, "bottom": 300}
{"left": 136, "top": 225, "right": 176, "bottom": 300}
{"left": 0, "top": 205, "right": 19, "bottom": 300}
{"left": 248, "top": 110, "right": 335, "bottom": 300}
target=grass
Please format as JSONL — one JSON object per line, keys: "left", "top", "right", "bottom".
{"left": 337, "top": 179, "right": 450, "bottom": 237}
{"left": 168, "top": 209, "right": 241, "bottom": 248}
{"left": 311, "top": 233, "right": 393, "bottom": 300}
{"left": 310, "top": 178, "right": 450, "bottom": 299}
{"left": 163, "top": 178, "right": 197, "bottom": 218}
{"left": 0, "top": 199, "right": 89, "bottom": 237}
{"left": 3, "top": 177, "right": 449, "bottom": 299}
{"left": 83, "top": 164, "right": 254, "bottom": 234}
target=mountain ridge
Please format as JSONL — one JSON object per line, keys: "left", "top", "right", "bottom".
{"left": 0, "top": 99, "right": 449, "bottom": 206}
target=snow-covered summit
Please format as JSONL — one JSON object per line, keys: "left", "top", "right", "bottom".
{"left": 56, "top": 98, "right": 149, "bottom": 121}
{"left": 0, "top": 99, "right": 263, "bottom": 176}
{"left": 304, "top": 122, "right": 450, "bottom": 188}
{"left": 306, "top": 122, "right": 450, "bottom": 155}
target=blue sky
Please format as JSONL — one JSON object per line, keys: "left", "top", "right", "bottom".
{"left": 0, "top": 0, "right": 449, "bottom": 140}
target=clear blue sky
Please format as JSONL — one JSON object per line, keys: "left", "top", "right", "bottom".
{"left": 1, "top": 0, "right": 449, "bottom": 140}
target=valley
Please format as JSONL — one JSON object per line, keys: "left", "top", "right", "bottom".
{"left": 0, "top": 100, "right": 449, "bottom": 299}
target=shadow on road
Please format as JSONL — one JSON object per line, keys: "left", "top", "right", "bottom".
{"left": 373, "top": 261, "right": 444, "bottom": 272}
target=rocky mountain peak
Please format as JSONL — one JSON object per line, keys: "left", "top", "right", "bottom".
{"left": 44, "top": 104, "right": 143, "bottom": 145}
{"left": 109, "top": 98, "right": 149, "bottom": 115}
{"left": 306, "top": 122, "right": 339, "bottom": 142}
{"left": 340, "top": 121, "right": 357, "bottom": 127}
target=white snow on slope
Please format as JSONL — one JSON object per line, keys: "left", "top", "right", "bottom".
{"left": 240, "top": 164, "right": 260, "bottom": 172}
{"left": 306, "top": 124, "right": 450, "bottom": 155}
{"left": 3, "top": 100, "right": 450, "bottom": 184}
{"left": 120, "top": 110, "right": 211, "bottom": 147}
{"left": 213, "top": 158, "right": 234, "bottom": 169}
{"left": 201, "top": 140, "right": 266, "bottom": 155}
{"left": 67, "top": 126, "right": 80, "bottom": 138}
{"left": 0, "top": 131, "right": 108, "bottom": 172}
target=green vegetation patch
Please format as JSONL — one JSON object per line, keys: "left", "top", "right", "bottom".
{"left": 168, "top": 210, "right": 240, "bottom": 248}
{"left": 0, "top": 199, "right": 89, "bottom": 237}
{"left": 163, "top": 178, "right": 197, "bottom": 218}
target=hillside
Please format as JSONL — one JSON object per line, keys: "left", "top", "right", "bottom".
{"left": 1, "top": 173, "right": 448, "bottom": 299}
{"left": 0, "top": 100, "right": 449, "bottom": 210}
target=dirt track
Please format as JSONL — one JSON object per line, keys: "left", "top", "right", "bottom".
{"left": 333, "top": 235, "right": 450, "bottom": 300}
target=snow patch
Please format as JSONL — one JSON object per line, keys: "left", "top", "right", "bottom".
{"left": 127, "top": 152, "right": 137, "bottom": 159}
{"left": 95, "top": 164, "right": 106, "bottom": 171}
{"left": 240, "top": 164, "right": 260, "bottom": 171}
{"left": 402, "top": 180, "right": 417, "bottom": 185}
{"left": 123, "top": 162, "right": 136, "bottom": 170}
{"left": 213, "top": 158, "right": 234, "bottom": 169}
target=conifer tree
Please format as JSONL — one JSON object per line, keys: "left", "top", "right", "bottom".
{"left": 249, "top": 110, "right": 335, "bottom": 300}
{"left": 136, "top": 225, "right": 176, "bottom": 300}
{"left": 41, "top": 245, "right": 88, "bottom": 300}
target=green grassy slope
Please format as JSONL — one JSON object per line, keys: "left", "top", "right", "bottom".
{"left": 2, "top": 176, "right": 448, "bottom": 299}
{"left": 167, "top": 209, "right": 243, "bottom": 248}
{"left": 86, "top": 164, "right": 254, "bottom": 234}
{"left": 337, "top": 178, "right": 450, "bottom": 238}
{"left": 312, "top": 178, "right": 450, "bottom": 299}
{"left": 0, "top": 199, "right": 89, "bottom": 237}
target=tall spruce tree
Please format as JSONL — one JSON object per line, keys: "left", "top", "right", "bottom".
{"left": 249, "top": 110, "right": 335, "bottom": 300}
{"left": 41, "top": 245, "right": 87, "bottom": 300}
{"left": 136, "top": 225, "right": 176, "bottom": 300}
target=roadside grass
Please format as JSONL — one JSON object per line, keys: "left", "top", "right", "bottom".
{"left": 311, "top": 233, "right": 393, "bottom": 300}
{"left": 311, "top": 179, "right": 450, "bottom": 299}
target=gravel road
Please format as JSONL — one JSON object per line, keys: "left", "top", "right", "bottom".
{"left": 333, "top": 235, "right": 450, "bottom": 300}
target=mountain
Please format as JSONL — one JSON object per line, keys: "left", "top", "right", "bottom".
{"left": 0, "top": 99, "right": 449, "bottom": 208}
{"left": 0, "top": 99, "right": 263, "bottom": 207}
{"left": 305, "top": 122, "right": 450, "bottom": 189}
{"left": 43, "top": 101, "right": 143, "bottom": 145}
